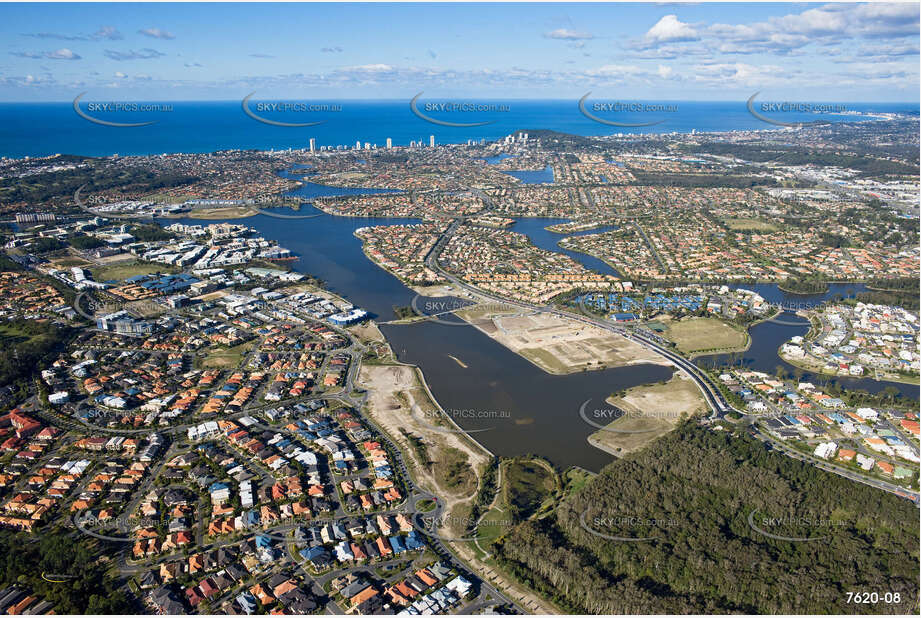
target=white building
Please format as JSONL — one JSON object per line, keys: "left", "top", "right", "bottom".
{"left": 855, "top": 407, "right": 878, "bottom": 421}
{"left": 813, "top": 441, "right": 837, "bottom": 459}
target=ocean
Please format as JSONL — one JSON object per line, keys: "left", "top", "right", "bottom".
{"left": 0, "top": 99, "right": 916, "bottom": 158}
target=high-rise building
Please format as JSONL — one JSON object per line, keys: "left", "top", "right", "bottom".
{"left": 429, "top": 135, "right": 435, "bottom": 148}
{"left": 309, "top": 138, "right": 316, "bottom": 153}
{"left": 386, "top": 137, "right": 392, "bottom": 149}
{"left": 355, "top": 140, "right": 361, "bottom": 150}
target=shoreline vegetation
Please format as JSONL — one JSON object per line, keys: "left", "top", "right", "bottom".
{"left": 491, "top": 422, "right": 920, "bottom": 615}
{"left": 777, "top": 278, "right": 831, "bottom": 295}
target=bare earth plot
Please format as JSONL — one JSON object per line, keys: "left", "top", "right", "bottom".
{"left": 588, "top": 371, "right": 707, "bottom": 457}
{"left": 357, "top": 363, "right": 559, "bottom": 614}
{"left": 182, "top": 206, "right": 258, "bottom": 219}
{"left": 357, "top": 364, "right": 490, "bottom": 516}
{"left": 459, "top": 310, "right": 671, "bottom": 374}
{"left": 660, "top": 316, "right": 749, "bottom": 355}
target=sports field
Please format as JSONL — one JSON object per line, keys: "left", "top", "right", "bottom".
{"left": 662, "top": 316, "right": 748, "bottom": 354}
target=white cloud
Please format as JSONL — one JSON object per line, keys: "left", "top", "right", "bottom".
{"left": 544, "top": 28, "right": 594, "bottom": 41}
{"left": 342, "top": 64, "right": 393, "bottom": 72}
{"left": 691, "top": 62, "right": 789, "bottom": 87}
{"left": 11, "top": 48, "right": 81, "bottom": 60}
{"left": 584, "top": 64, "right": 644, "bottom": 77}
{"left": 23, "top": 26, "right": 122, "bottom": 41}
{"left": 707, "top": 3, "right": 919, "bottom": 53}
{"left": 104, "top": 48, "right": 166, "bottom": 61}
{"left": 645, "top": 15, "right": 698, "bottom": 43}
{"left": 138, "top": 28, "right": 175, "bottom": 40}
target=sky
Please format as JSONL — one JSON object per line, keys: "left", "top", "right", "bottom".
{"left": 1, "top": 2, "right": 919, "bottom": 102}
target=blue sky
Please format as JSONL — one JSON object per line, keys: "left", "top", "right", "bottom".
{"left": 1, "top": 2, "right": 918, "bottom": 101}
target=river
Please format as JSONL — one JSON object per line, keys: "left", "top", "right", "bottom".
{"left": 167, "top": 182, "right": 916, "bottom": 471}
{"left": 168, "top": 211, "right": 670, "bottom": 472}
{"left": 698, "top": 284, "right": 919, "bottom": 400}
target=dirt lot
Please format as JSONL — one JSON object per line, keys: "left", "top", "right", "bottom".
{"left": 164, "top": 206, "right": 257, "bottom": 220}
{"left": 357, "top": 364, "right": 490, "bottom": 513}
{"left": 588, "top": 371, "right": 707, "bottom": 457}
{"left": 458, "top": 309, "right": 671, "bottom": 374}
{"left": 358, "top": 362, "right": 562, "bottom": 614}
{"left": 347, "top": 320, "right": 386, "bottom": 344}
{"left": 408, "top": 283, "right": 469, "bottom": 298}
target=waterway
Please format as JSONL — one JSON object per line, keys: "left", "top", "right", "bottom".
{"left": 170, "top": 182, "right": 916, "bottom": 472}
{"left": 502, "top": 165, "right": 555, "bottom": 184}
{"left": 168, "top": 189, "right": 672, "bottom": 471}
{"left": 698, "top": 284, "right": 919, "bottom": 401}
{"left": 508, "top": 218, "right": 620, "bottom": 277}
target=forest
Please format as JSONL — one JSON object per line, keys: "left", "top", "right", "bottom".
{"left": 0, "top": 319, "right": 70, "bottom": 388}
{"left": 0, "top": 530, "right": 134, "bottom": 613}
{"left": 492, "top": 422, "right": 919, "bottom": 614}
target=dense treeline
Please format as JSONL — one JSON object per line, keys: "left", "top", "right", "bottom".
{"left": 0, "top": 530, "right": 133, "bottom": 613}
{"left": 628, "top": 171, "right": 779, "bottom": 188}
{"left": 27, "top": 237, "right": 65, "bottom": 254}
{"left": 778, "top": 278, "right": 830, "bottom": 294}
{"left": 493, "top": 423, "right": 919, "bottom": 614}
{"left": 0, "top": 162, "right": 198, "bottom": 208}
{"left": 129, "top": 223, "right": 177, "bottom": 242}
{"left": 865, "top": 277, "right": 920, "bottom": 292}
{"left": 852, "top": 277, "right": 920, "bottom": 310}
{"left": 466, "top": 457, "right": 499, "bottom": 536}
{"left": 679, "top": 144, "right": 919, "bottom": 176}
{"left": 68, "top": 234, "right": 106, "bottom": 250}
{"left": 0, "top": 319, "right": 69, "bottom": 386}
{"left": 853, "top": 290, "right": 919, "bottom": 311}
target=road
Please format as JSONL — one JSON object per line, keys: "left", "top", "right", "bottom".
{"left": 419, "top": 208, "right": 918, "bottom": 505}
